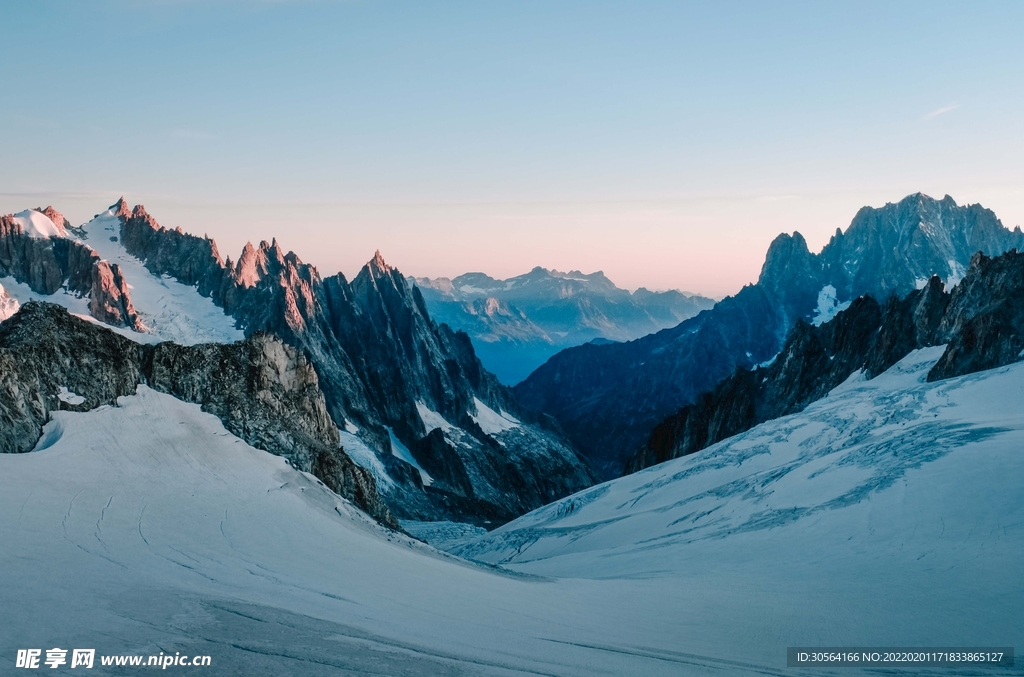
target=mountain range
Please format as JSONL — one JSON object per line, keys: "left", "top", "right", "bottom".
{"left": 627, "top": 246, "right": 1024, "bottom": 473}
{"left": 514, "top": 193, "right": 1024, "bottom": 478}
{"left": 412, "top": 268, "right": 715, "bottom": 384}
{"left": 2, "top": 192, "right": 1024, "bottom": 674}
{"left": 0, "top": 200, "right": 595, "bottom": 527}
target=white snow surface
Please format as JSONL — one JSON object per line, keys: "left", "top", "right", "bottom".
{"left": 11, "top": 209, "right": 62, "bottom": 239}
{"left": 0, "top": 275, "right": 168, "bottom": 344}
{"left": 56, "top": 386, "right": 86, "bottom": 405}
{"left": 947, "top": 259, "right": 967, "bottom": 288}
{"left": 388, "top": 426, "right": 433, "bottom": 486}
{"left": 470, "top": 397, "right": 520, "bottom": 435}
{"left": 811, "top": 284, "right": 851, "bottom": 326}
{"left": 454, "top": 348, "right": 1024, "bottom": 666}
{"left": 416, "top": 401, "right": 455, "bottom": 433}
{"left": 337, "top": 429, "right": 395, "bottom": 492}
{"left": 73, "top": 209, "right": 244, "bottom": 345}
{"left": 1, "top": 386, "right": 775, "bottom": 676}
{"left": 400, "top": 520, "right": 488, "bottom": 551}
{"left": 0, "top": 282, "right": 19, "bottom": 321}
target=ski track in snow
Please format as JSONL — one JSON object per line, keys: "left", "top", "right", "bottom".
{"left": 2, "top": 351, "right": 1022, "bottom": 674}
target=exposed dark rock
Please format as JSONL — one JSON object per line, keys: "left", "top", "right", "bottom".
{"left": 0, "top": 215, "right": 65, "bottom": 295}
{"left": 119, "top": 204, "right": 235, "bottom": 305}
{"left": 625, "top": 296, "right": 884, "bottom": 474}
{"left": 928, "top": 250, "right": 1024, "bottom": 381}
{"left": 515, "top": 283, "right": 787, "bottom": 479}
{"left": 863, "top": 275, "right": 948, "bottom": 378}
{"left": 410, "top": 428, "right": 474, "bottom": 498}
{"left": 89, "top": 261, "right": 145, "bottom": 330}
{"left": 0, "top": 303, "right": 149, "bottom": 452}
{"left": 0, "top": 302, "right": 396, "bottom": 528}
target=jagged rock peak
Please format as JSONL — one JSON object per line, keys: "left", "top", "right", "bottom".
{"left": 235, "top": 242, "right": 265, "bottom": 288}
{"left": 369, "top": 249, "right": 391, "bottom": 274}
{"left": 111, "top": 197, "right": 132, "bottom": 220}
{"left": 33, "top": 207, "right": 70, "bottom": 235}
{"left": 758, "top": 231, "right": 812, "bottom": 280}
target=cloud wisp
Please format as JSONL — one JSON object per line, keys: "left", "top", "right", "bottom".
{"left": 922, "top": 104, "right": 960, "bottom": 121}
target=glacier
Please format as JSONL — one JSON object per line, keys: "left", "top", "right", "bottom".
{"left": 2, "top": 349, "right": 1021, "bottom": 674}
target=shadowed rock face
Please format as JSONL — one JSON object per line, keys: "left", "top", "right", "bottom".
{"left": 0, "top": 214, "right": 66, "bottom": 295}
{"left": 928, "top": 250, "right": 1024, "bottom": 381}
{"left": 111, "top": 202, "right": 596, "bottom": 524}
{"left": 0, "top": 302, "right": 396, "bottom": 528}
{"left": 627, "top": 249, "right": 1024, "bottom": 474}
{"left": 89, "top": 261, "right": 144, "bottom": 330}
{"left": 517, "top": 193, "right": 1024, "bottom": 479}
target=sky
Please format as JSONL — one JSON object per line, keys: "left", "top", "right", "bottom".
{"left": 2, "top": 1, "right": 1023, "bottom": 298}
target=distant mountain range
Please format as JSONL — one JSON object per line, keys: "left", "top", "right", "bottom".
{"left": 514, "top": 193, "right": 1024, "bottom": 479}
{"left": 412, "top": 268, "right": 715, "bottom": 384}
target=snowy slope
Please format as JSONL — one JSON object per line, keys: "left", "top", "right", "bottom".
{"left": 0, "top": 281, "right": 19, "bottom": 321}
{"left": 72, "top": 208, "right": 244, "bottom": 345}
{"left": 0, "top": 275, "right": 165, "bottom": 344}
{"left": 3, "top": 387, "right": 790, "bottom": 676}
{"left": 11, "top": 209, "right": 63, "bottom": 239}
{"left": 459, "top": 348, "right": 1024, "bottom": 659}
{"left": 4, "top": 358, "right": 1021, "bottom": 673}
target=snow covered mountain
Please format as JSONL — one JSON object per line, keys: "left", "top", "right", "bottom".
{"left": 455, "top": 347, "right": 1024, "bottom": 663}
{"left": 0, "top": 200, "right": 595, "bottom": 526}
{"left": 2, "top": 197, "right": 1022, "bottom": 675}
{"left": 627, "top": 247, "right": 1024, "bottom": 473}
{"left": 413, "top": 267, "right": 715, "bottom": 384}
{"left": 515, "top": 193, "right": 1024, "bottom": 478}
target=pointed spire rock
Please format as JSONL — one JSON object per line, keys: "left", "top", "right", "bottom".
{"left": 370, "top": 250, "right": 391, "bottom": 273}
{"left": 33, "top": 206, "right": 70, "bottom": 236}
{"left": 111, "top": 196, "right": 131, "bottom": 220}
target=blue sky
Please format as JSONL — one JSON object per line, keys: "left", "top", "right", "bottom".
{"left": 3, "top": 1, "right": 1023, "bottom": 296}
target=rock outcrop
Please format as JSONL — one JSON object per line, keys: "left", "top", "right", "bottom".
{"left": 0, "top": 214, "right": 65, "bottom": 294}
{"left": 89, "top": 261, "right": 145, "bottom": 330}
{"left": 928, "top": 250, "right": 1024, "bottom": 381}
{"left": 517, "top": 193, "right": 1024, "bottom": 478}
{"left": 0, "top": 302, "right": 396, "bottom": 528}
{"left": 626, "top": 249, "right": 1024, "bottom": 473}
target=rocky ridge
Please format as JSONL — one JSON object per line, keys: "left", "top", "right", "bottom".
{"left": 0, "top": 302, "right": 396, "bottom": 527}
{"left": 626, "top": 249, "right": 1024, "bottom": 473}
{"left": 515, "top": 193, "right": 1024, "bottom": 478}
